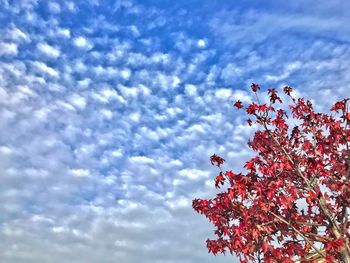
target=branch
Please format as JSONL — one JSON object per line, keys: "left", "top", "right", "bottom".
{"left": 269, "top": 211, "right": 326, "bottom": 259}
{"left": 294, "top": 221, "right": 325, "bottom": 227}
{"left": 260, "top": 112, "right": 350, "bottom": 259}
{"left": 261, "top": 118, "right": 346, "bottom": 242}
{"left": 296, "top": 249, "right": 326, "bottom": 263}
{"left": 302, "top": 231, "right": 331, "bottom": 242}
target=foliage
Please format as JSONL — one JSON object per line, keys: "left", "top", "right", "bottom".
{"left": 193, "top": 84, "right": 350, "bottom": 262}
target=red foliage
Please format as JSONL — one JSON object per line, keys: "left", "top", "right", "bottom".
{"left": 234, "top": 100, "right": 244, "bottom": 109}
{"left": 251, "top": 83, "right": 261, "bottom": 92}
{"left": 283, "top": 86, "right": 293, "bottom": 96}
{"left": 210, "top": 154, "right": 225, "bottom": 168}
{"left": 193, "top": 85, "right": 350, "bottom": 262}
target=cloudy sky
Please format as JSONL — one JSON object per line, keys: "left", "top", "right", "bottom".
{"left": 0, "top": 1, "right": 350, "bottom": 262}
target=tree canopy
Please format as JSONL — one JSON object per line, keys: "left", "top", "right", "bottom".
{"left": 193, "top": 85, "right": 350, "bottom": 262}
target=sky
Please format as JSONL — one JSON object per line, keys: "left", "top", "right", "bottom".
{"left": 0, "top": 1, "right": 350, "bottom": 262}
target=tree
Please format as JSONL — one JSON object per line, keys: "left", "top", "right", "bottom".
{"left": 192, "top": 84, "right": 350, "bottom": 262}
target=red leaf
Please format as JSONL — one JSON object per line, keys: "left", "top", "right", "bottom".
{"left": 283, "top": 86, "right": 293, "bottom": 95}
{"left": 234, "top": 100, "right": 243, "bottom": 109}
{"left": 258, "top": 104, "right": 267, "bottom": 112}
{"left": 325, "top": 238, "right": 345, "bottom": 252}
{"left": 246, "top": 103, "right": 258, "bottom": 114}
{"left": 210, "top": 154, "right": 225, "bottom": 167}
{"left": 251, "top": 83, "right": 260, "bottom": 92}
{"left": 215, "top": 172, "right": 225, "bottom": 189}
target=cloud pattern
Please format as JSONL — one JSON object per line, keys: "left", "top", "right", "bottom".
{"left": 0, "top": 1, "right": 350, "bottom": 262}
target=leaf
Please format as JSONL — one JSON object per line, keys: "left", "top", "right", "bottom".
{"left": 251, "top": 83, "right": 260, "bottom": 92}
{"left": 283, "top": 86, "right": 293, "bottom": 95}
{"left": 234, "top": 100, "right": 243, "bottom": 109}
{"left": 258, "top": 104, "right": 267, "bottom": 112}
{"left": 215, "top": 172, "right": 225, "bottom": 189}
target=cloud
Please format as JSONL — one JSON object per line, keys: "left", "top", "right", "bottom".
{"left": 73, "top": 36, "right": 93, "bottom": 50}
{"left": 71, "top": 168, "right": 90, "bottom": 177}
{"left": 32, "top": 61, "right": 59, "bottom": 77}
{"left": 197, "top": 39, "right": 207, "bottom": 48}
{"left": 36, "top": 42, "right": 60, "bottom": 58}
{"left": 48, "top": 2, "right": 61, "bottom": 14}
{"left": 0, "top": 42, "right": 18, "bottom": 56}
{"left": 69, "top": 93, "right": 87, "bottom": 110}
{"left": 56, "top": 28, "right": 71, "bottom": 38}
{"left": 6, "top": 27, "right": 29, "bottom": 42}
{"left": 211, "top": 8, "right": 350, "bottom": 45}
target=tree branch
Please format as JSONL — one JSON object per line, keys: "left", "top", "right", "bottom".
{"left": 269, "top": 211, "right": 326, "bottom": 259}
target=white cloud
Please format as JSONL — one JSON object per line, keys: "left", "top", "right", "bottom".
{"left": 48, "top": 2, "right": 61, "bottom": 14}
{"left": 129, "top": 25, "right": 140, "bottom": 37}
{"left": 56, "top": 28, "right": 71, "bottom": 38}
{"left": 118, "top": 85, "right": 138, "bottom": 98}
{"left": 91, "top": 87, "right": 126, "bottom": 104}
{"left": 129, "top": 112, "right": 140, "bottom": 122}
{"left": 121, "top": 68, "right": 131, "bottom": 80}
{"left": 215, "top": 88, "right": 232, "bottom": 99}
{"left": 100, "top": 109, "right": 113, "bottom": 119}
{"left": 184, "top": 84, "right": 197, "bottom": 96}
{"left": 220, "top": 63, "right": 242, "bottom": 81}
{"left": 0, "top": 146, "right": 13, "bottom": 155}
{"left": 34, "top": 108, "right": 51, "bottom": 121}
{"left": 231, "top": 89, "right": 252, "bottom": 103}
{"left": 73, "top": 36, "right": 93, "bottom": 50}
{"left": 65, "top": 2, "right": 76, "bottom": 12}
{"left": 187, "top": 123, "right": 206, "bottom": 133}
{"left": 70, "top": 168, "right": 90, "bottom": 177}
{"left": 69, "top": 94, "right": 87, "bottom": 110}
{"left": 0, "top": 42, "right": 18, "bottom": 56}
{"left": 111, "top": 149, "right": 122, "bottom": 158}
{"left": 166, "top": 196, "right": 191, "bottom": 210}
{"left": 32, "top": 61, "right": 59, "bottom": 77}
{"left": 6, "top": 28, "right": 29, "bottom": 42}
{"left": 178, "top": 169, "right": 209, "bottom": 180}
{"left": 129, "top": 156, "right": 155, "bottom": 165}
{"left": 197, "top": 39, "right": 206, "bottom": 48}
{"left": 37, "top": 42, "right": 60, "bottom": 58}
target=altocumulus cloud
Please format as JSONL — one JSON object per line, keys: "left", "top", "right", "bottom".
{"left": 0, "top": 0, "right": 350, "bottom": 263}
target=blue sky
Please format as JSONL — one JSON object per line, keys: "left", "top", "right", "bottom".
{"left": 0, "top": 1, "right": 350, "bottom": 262}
